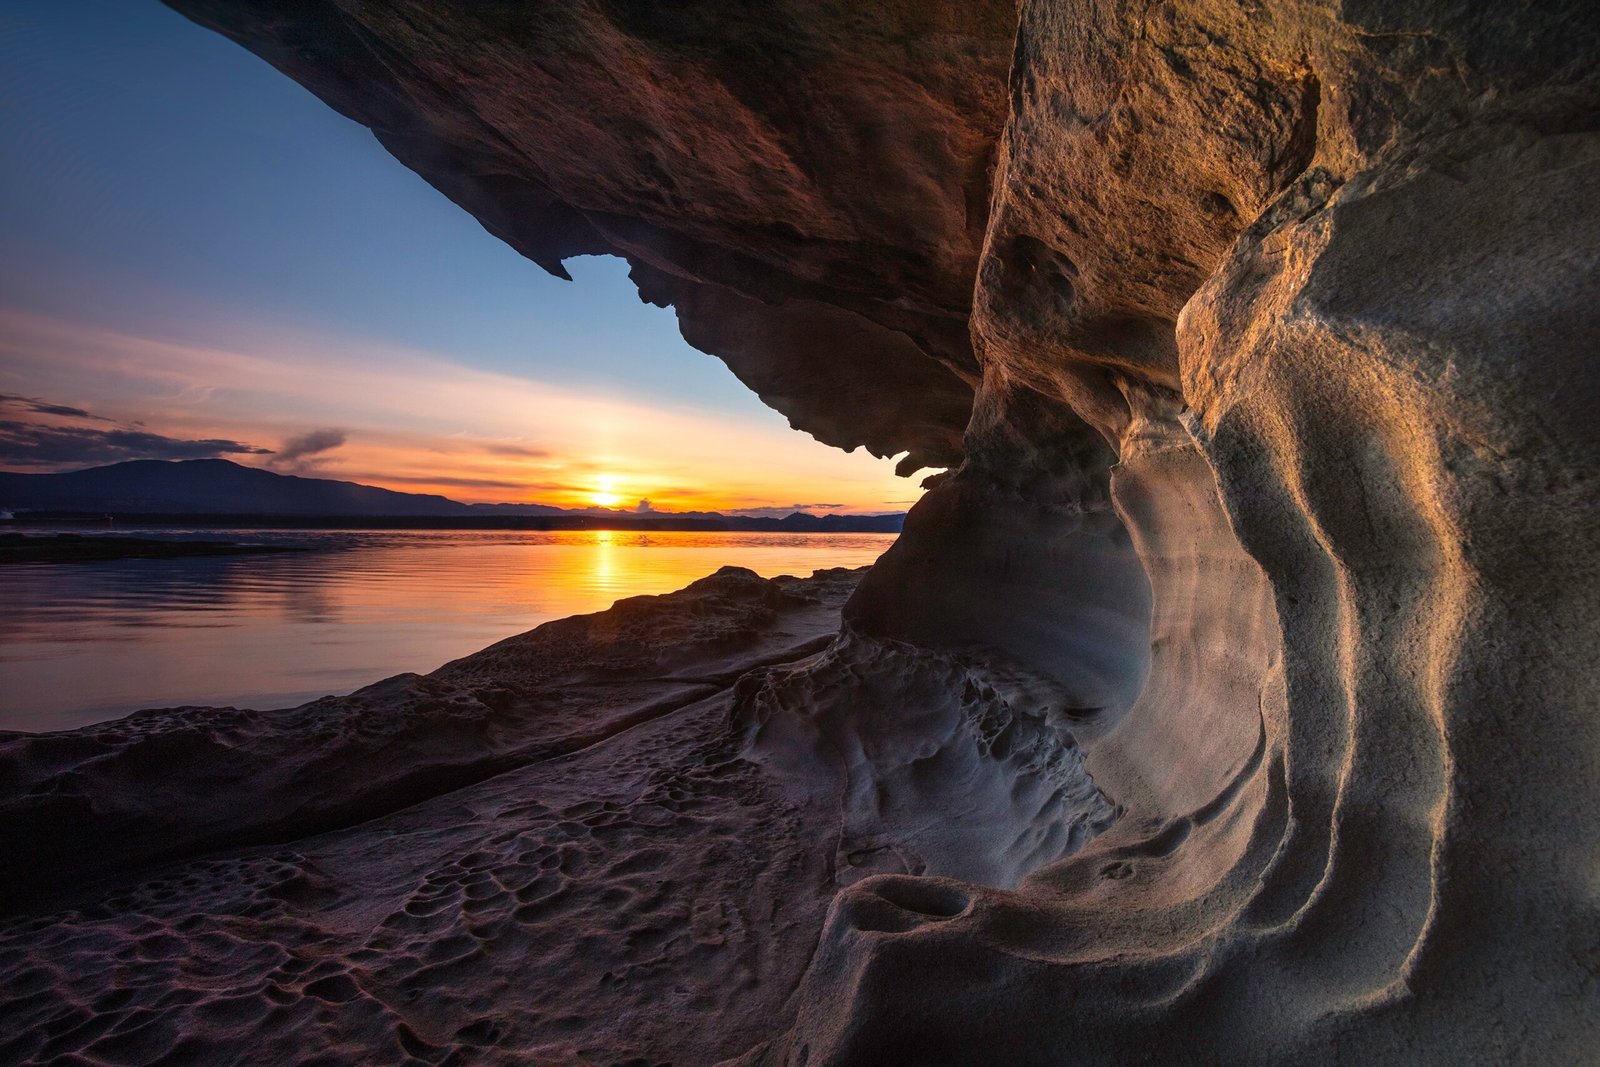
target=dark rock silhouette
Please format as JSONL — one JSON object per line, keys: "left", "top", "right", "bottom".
{"left": 0, "top": 458, "right": 473, "bottom": 516}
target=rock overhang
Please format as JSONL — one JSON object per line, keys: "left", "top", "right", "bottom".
{"left": 148, "top": 2, "right": 1600, "bottom": 1063}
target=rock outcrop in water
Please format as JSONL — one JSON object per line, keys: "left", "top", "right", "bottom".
{"left": 2, "top": 0, "right": 1596, "bottom": 1063}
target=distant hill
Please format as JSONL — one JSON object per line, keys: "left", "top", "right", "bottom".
{"left": 0, "top": 459, "right": 904, "bottom": 532}
{"left": 0, "top": 459, "right": 480, "bottom": 517}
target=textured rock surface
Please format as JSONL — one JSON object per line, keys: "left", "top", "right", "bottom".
{"left": 771, "top": 0, "right": 1599, "bottom": 1059}
{"left": 14, "top": 0, "right": 1598, "bottom": 1063}
{"left": 0, "top": 570, "right": 865, "bottom": 1066}
{"left": 0, "top": 566, "right": 850, "bottom": 909}
{"left": 0, "top": 569, "right": 1114, "bottom": 1065}
{"left": 770, "top": 1, "right": 1600, "bottom": 1061}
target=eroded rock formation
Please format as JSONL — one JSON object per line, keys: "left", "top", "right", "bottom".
{"left": 4, "top": 0, "right": 1595, "bottom": 1063}
{"left": 163, "top": 0, "right": 1020, "bottom": 475}
{"left": 0, "top": 569, "right": 895, "bottom": 1064}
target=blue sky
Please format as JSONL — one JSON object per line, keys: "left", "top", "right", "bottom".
{"left": 0, "top": 1, "right": 917, "bottom": 513}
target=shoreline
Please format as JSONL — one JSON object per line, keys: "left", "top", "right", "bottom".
{"left": 0, "top": 566, "right": 889, "bottom": 1063}
{"left": 0, "top": 564, "right": 1117, "bottom": 1064}
{"left": 1, "top": 512, "right": 905, "bottom": 533}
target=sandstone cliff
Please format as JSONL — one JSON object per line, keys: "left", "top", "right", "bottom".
{"left": 9, "top": 1, "right": 1594, "bottom": 1063}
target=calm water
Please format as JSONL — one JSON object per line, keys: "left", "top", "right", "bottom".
{"left": 0, "top": 529, "right": 894, "bottom": 733}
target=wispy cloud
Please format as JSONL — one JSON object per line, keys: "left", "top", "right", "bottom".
{"left": 0, "top": 308, "right": 922, "bottom": 512}
{"left": 479, "top": 441, "right": 552, "bottom": 458}
{"left": 0, "top": 393, "right": 111, "bottom": 422}
{"left": 374, "top": 473, "right": 529, "bottom": 490}
{"left": 266, "top": 427, "right": 347, "bottom": 473}
{"left": 725, "top": 502, "right": 847, "bottom": 515}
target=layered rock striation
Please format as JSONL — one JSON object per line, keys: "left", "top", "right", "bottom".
{"left": 8, "top": 0, "right": 1595, "bottom": 1063}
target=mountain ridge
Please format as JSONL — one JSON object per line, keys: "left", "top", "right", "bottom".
{"left": 0, "top": 459, "right": 905, "bottom": 531}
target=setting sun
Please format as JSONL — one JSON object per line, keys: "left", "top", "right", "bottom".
{"left": 589, "top": 475, "right": 622, "bottom": 508}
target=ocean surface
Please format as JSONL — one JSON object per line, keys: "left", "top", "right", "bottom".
{"left": 0, "top": 528, "right": 895, "bottom": 733}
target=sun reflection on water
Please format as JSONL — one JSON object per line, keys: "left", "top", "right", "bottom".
{"left": 0, "top": 528, "right": 895, "bottom": 731}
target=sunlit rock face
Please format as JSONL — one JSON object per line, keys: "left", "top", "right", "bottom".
{"left": 774, "top": 2, "right": 1599, "bottom": 1063}
{"left": 163, "top": 0, "right": 1600, "bottom": 1063}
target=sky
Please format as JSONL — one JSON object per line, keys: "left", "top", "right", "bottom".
{"left": 0, "top": 1, "right": 922, "bottom": 515}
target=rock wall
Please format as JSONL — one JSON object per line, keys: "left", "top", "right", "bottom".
{"left": 163, "top": 0, "right": 1600, "bottom": 1062}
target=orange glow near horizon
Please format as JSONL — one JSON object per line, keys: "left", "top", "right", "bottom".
{"left": 587, "top": 475, "right": 623, "bottom": 509}
{"left": 0, "top": 308, "right": 930, "bottom": 516}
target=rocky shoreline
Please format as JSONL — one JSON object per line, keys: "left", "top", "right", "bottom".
{"left": 0, "top": 566, "right": 1117, "bottom": 1064}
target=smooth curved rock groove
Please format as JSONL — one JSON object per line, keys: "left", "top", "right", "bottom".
{"left": 758, "top": 3, "right": 1600, "bottom": 1063}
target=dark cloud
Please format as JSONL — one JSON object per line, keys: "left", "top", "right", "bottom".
{"left": 28, "top": 401, "right": 92, "bottom": 418}
{"left": 634, "top": 498, "right": 656, "bottom": 513}
{"left": 0, "top": 393, "right": 107, "bottom": 421}
{"left": 267, "top": 428, "right": 347, "bottom": 473}
{"left": 0, "top": 420, "right": 272, "bottom": 469}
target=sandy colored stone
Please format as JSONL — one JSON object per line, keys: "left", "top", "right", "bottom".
{"left": 4, "top": 1, "right": 1594, "bottom": 1063}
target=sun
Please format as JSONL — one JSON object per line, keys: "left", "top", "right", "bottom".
{"left": 589, "top": 475, "right": 622, "bottom": 509}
